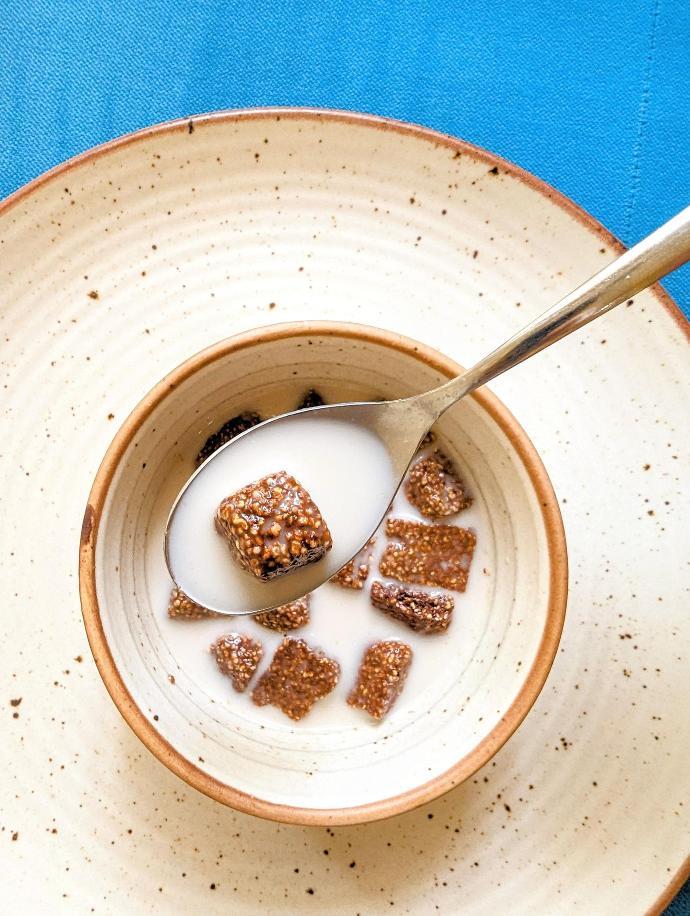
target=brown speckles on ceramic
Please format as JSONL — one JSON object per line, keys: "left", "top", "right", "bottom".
{"left": 0, "top": 109, "right": 687, "bottom": 914}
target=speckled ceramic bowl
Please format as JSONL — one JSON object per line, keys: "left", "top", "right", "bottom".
{"left": 80, "top": 321, "right": 567, "bottom": 824}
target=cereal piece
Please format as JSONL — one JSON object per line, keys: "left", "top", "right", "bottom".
{"left": 296, "top": 388, "right": 325, "bottom": 410}
{"left": 370, "top": 581, "right": 454, "bottom": 633}
{"left": 167, "top": 586, "right": 220, "bottom": 620}
{"left": 254, "top": 595, "right": 311, "bottom": 631}
{"left": 379, "top": 518, "right": 476, "bottom": 591}
{"left": 195, "top": 411, "right": 263, "bottom": 466}
{"left": 405, "top": 450, "right": 472, "bottom": 517}
{"left": 211, "top": 633, "right": 263, "bottom": 692}
{"left": 331, "top": 538, "right": 376, "bottom": 590}
{"left": 216, "top": 471, "right": 333, "bottom": 580}
{"left": 347, "top": 640, "right": 413, "bottom": 719}
{"left": 252, "top": 638, "right": 340, "bottom": 721}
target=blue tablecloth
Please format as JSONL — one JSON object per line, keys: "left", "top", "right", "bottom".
{"left": 1, "top": 2, "right": 688, "bottom": 911}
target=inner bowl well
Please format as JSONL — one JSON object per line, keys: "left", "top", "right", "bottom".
{"left": 80, "top": 322, "right": 567, "bottom": 825}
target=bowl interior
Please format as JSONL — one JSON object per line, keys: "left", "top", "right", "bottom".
{"left": 91, "top": 326, "right": 563, "bottom": 820}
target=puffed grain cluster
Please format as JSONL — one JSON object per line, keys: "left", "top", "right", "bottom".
{"left": 380, "top": 518, "right": 476, "bottom": 591}
{"left": 210, "top": 633, "right": 263, "bottom": 692}
{"left": 370, "top": 581, "right": 454, "bottom": 633}
{"left": 252, "top": 638, "right": 340, "bottom": 720}
{"left": 167, "top": 586, "right": 219, "bottom": 620}
{"left": 347, "top": 640, "right": 413, "bottom": 719}
{"left": 331, "top": 538, "right": 376, "bottom": 590}
{"left": 405, "top": 450, "right": 472, "bottom": 518}
{"left": 216, "top": 471, "right": 333, "bottom": 580}
{"left": 254, "top": 596, "right": 311, "bottom": 631}
{"left": 195, "top": 411, "right": 263, "bottom": 467}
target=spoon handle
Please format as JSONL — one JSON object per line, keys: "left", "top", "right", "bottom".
{"left": 421, "top": 204, "right": 690, "bottom": 417}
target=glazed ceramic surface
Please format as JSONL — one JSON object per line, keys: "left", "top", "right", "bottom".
{"left": 80, "top": 325, "right": 565, "bottom": 822}
{"left": 1, "top": 110, "right": 687, "bottom": 913}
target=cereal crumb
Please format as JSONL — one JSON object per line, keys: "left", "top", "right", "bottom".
{"left": 252, "top": 638, "right": 340, "bottom": 720}
{"left": 195, "top": 411, "right": 263, "bottom": 466}
{"left": 370, "top": 581, "right": 454, "bottom": 633}
{"left": 296, "top": 388, "right": 325, "bottom": 410}
{"left": 211, "top": 634, "right": 263, "bottom": 692}
{"left": 348, "top": 640, "right": 413, "bottom": 719}
{"left": 216, "top": 472, "right": 333, "bottom": 580}
{"left": 331, "top": 538, "right": 376, "bottom": 590}
{"left": 254, "top": 595, "right": 311, "bottom": 631}
{"left": 380, "top": 518, "right": 475, "bottom": 591}
{"left": 167, "top": 587, "right": 220, "bottom": 620}
{"left": 405, "top": 450, "right": 472, "bottom": 517}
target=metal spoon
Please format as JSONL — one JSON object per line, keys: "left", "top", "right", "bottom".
{"left": 166, "top": 205, "right": 690, "bottom": 615}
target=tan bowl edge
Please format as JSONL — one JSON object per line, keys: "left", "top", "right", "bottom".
{"left": 79, "top": 320, "right": 568, "bottom": 826}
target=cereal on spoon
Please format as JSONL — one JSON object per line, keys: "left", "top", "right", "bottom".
{"left": 216, "top": 471, "right": 333, "bottom": 580}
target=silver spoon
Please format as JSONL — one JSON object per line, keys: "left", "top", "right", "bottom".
{"left": 166, "top": 205, "right": 690, "bottom": 615}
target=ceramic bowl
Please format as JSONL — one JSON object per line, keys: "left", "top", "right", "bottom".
{"left": 79, "top": 321, "right": 567, "bottom": 824}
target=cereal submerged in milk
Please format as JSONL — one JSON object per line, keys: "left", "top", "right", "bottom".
{"left": 330, "top": 538, "right": 376, "bottom": 590}
{"left": 380, "top": 518, "right": 476, "bottom": 591}
{"left": 405, "top": 450, "right": 472, "bottom": 518}
{"left": 167, "top": 586, "right": 220, "bottom": 620}
{"left": 347, "top": 640, "right": 413, "bottom": 720}
{"left": 370, "top": 581, "right": 454, "bottom": 633}
{"left": 252, "top": 638, "right": 340, "bottom": 721}
{"left": 195, "top": 411, "right": 263, "bottom": 467}
{"left": 296, "top": 388, "right": 325, "bottom": 410}
{"left": 216, "top": 471, "right": 333, "bottom": 580}
{"left": 254, "top": 595, "right": 311, "bottom": 631}
{"left": 210, "top": 633, "right": 263, "bottom": 692}
{"left": 166, "top": 390, "right": 481, "bottom": 727}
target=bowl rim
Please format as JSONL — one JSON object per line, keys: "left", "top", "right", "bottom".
{"left": 79, "top": 319, "right": 568, "bottom": 825}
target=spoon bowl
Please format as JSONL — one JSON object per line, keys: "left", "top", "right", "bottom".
{"left": 165, "top": 400, "right": 417, "bottom": 615}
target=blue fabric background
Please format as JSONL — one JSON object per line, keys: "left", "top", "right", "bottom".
{"left": 1, "top": 1, "right": 688, "bottom": 909}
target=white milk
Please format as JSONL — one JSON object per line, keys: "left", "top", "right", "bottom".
{"left": 157, "top": 435, "right": 491, "bottom": 731}
{"left": 166, "top": 412, "right": 397, "bottom": 613}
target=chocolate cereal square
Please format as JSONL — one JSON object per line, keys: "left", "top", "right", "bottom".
{"left": 347, "top": 640, "right": 413, "bottom": 720}
{"left": 379, "top": 518, "right": 476, "bottom": 591}
{"left": 167, "top": 586, "right": 220, "bottom": 620}
{"left": 370, "top": 581, "right": 454, "bottom": 633}
{"left": 331, "top": 538, "right": 376, "bottom": 590}
{"left": 195, "top": 411, "right": 263, "bottom": 467}
{"left": 216, "top": 471, "right": 333, "bottom": 580}
{"left": 251, "top": 638, "right": 340, "bottom": 721}
{"left": 211, "top": 633, "right": 263, "bottom": 692}
{"left": 254, "top": 595, "right": 311, "bottom": 631}
{"left": 405, "top": 450, "right": 472, "bottom": 518}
